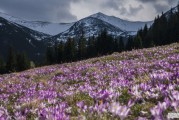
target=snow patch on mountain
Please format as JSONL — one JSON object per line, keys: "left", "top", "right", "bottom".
{"left": 50, "top": 17, "right": 124, "bottom": 41}
{"left": 0, "top": 12, "right": 74, "bottom": 35}
{"left": 90, "top": 12, "right": 153, "bottom": 32}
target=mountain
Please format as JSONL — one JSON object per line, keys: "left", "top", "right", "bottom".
{"left": 44, "top": 13, "right": 153, "bottom": 42}
{"left": 47, "top": 17, "right": 125, "bottom": 42}
{"left": 0, "top": 11, "right": 153, "bottom": 62}
{"left": 0, "top": 16, "right": 48, "bottom": 61}
{"left": 0, "top": 12, "right": 153, "bottom": 37}
{"left": 0, "top": 12, "right": 74, "bottom": 35}
{"left": 0, "top": 11, "right": 153, "bottom": 42}
{"left": 90, "top": 12, "right": 153, "bottom": 33}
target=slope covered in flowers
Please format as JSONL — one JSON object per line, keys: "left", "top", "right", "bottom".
{"left": 0, "top": 43, "right": 179, "bottom": 120}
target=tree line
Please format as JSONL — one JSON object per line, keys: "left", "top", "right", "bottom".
{"left": 131, "top": 5, "right": 179, "bottom": 50}
{"left": 45, "top": 29, "right": 126, "bottom": 64}
{"left": 0, "top": 47, "right": 32, "bottom": 74}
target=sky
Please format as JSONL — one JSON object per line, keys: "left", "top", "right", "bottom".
{"left": 0, "top": 0, "right": 178, "bottom": 23}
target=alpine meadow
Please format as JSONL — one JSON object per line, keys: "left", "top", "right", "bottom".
{"left": 0, "top": 0, "right": 179, "bottom": 120}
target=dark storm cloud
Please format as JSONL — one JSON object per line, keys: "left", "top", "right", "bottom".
{"left": 0, "top": 0, "right": 77, "bottom": 23}
{"left": 0, "top": 0, "right": 178, "bottom": 22}
{"left": 136, "top": 0, "right": 178, "bottom": 13}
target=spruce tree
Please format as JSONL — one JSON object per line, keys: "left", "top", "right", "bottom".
{"left": 87, "top": 36, "right": 96, "bottom": 58}
{"left": 0, "top": 56, "right": 5, "bottom": 74}
{"left": 126, "top": 36, "right": 134, "bottom": 51}
{"left": 78, "top": 36, "right": 87, "bottom": 60}
{"left": 16, "top": 52, "right": 30, "bottom": 71}
{"left": 113, "top": 38, "right": 119, "bottom": 52}
{"left": 6, "top": 47, "right": 17, "bottom": 72}
{"left": 64, "top": 38, "right": 77, "bottom": 62}
{"left": 46, "top": 47, "right": 55, "bottom": 65}
{"left": 57, "top": 41, "right": 65, "bottom": 63}
{"left": 118, "top": 37, "right": 125, "bottom": 52}
{"left": 133, "top": 35, "right": 143, "bottom": 49}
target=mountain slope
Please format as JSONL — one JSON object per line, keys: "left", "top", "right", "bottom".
{"left": 90, "top": 12, "right": 153, "bottom": 32}
{"left": 0, "top": 12, "right": 74, "bottom": 35}
{"left": 164, "top": 5, "right": 179, "bottom": 19}
{"left": 46, "top": 17, "right": 125, "bottom": 42}
{"left": 0, "top": 12, "right": 153, "bottom": 36}
{"left": 0, "top": 17, "right": 47, "bottom": 60}
{"left": 0, "top": 43, "right": 178, "bottom": 119}
{"left": 43, "top": 13, "right": 153, "bottom": 42}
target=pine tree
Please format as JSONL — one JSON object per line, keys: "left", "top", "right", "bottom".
{"left": 16, "top": 52, "right": 30, "bottom": 71}
{"left": 126, "top": 36, "right": 134, "bottom": 51}
{"left": 98, "top": 29, "right": 114, "bottom": 55}
{"left": 118, "top": 37, "right": 125, "bottom": 52}
{"left": 113, "top": 38, "right": 119, "bottom": 52}
{"left": 57, "top": 41, "right": 65, "bottom": 63}
{"left": 0, "top": 56, "right": 5, "bottom": 74}
{"left": 46, "top": 47, "right": 55, "bottom": 65}
{"left": 87, "top": 36, "right": 97, "bottom": 58}
{"left": 64, "top": 38, "right": 77, "bottom": 62}
{"left": 142, "top": 24, "right": 149, "bottom": 48}
{"left": 98, "top": 29, "right": 108, "bottom": 54}
{"left": 78, "top": 36, "right": 87, "bottom": 60}
{"left": 54, "top": 42, "right": 59, "bottom": 63}
{"left": 6, "top": 47, "right": 17, "bottom": 72}
{"left": 133, "top": 35, "right": 143, "bottom": 49}
{"left": 143, "top": 24, "right": 148, "bottom": 38}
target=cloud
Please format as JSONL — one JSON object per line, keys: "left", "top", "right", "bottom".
{"left": 136, "top": 0, "right": 178, "bottom": 13}
{"left": 0, "top": 0, "right": 77, "bottom": 23}
{"left": 128, "top": 4, "right": 144, "bottom": 15}
{"left": 102, "top": 0, "right": 124, "bottom": 11}
{"left": 103, "top": 0, "right": 144, "bottom": 16}
{"left": 0, "top": 0, "right": 178, "bottom": 22}
{"left": 102, "top": 0, "right": 129, "bottom": 15}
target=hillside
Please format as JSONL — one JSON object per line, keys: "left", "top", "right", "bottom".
{"left": 48, "top": 17, "right": 124, "bottom": 42}
{"left": 0, "top": 12, "right": 74, "bottom": 35}
{"left": 0, "top": 11, "right": 152, "bottom": 37}
{"left": 46, "top": 13, "right": 152, "bottom": 41}
{"left": 0, "top": 17, "right": 48, "bottom": 61}
{"left": 90, "top": 12, "right": 153, "bottom": 32}
{"left": 0, "top": 43, "right": 178, "bottom": 119}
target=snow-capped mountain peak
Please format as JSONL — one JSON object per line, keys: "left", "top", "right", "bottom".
{"left": 43, "top": 12, "right": 154, "bottom": 42}
{"left": 90, "top": 12, "right": 153, "bottom": 32}
{"left": 90, "top": 12, "right": 108, "bottom": 19}
{"left": 48, "top": 16, "right": 124, "bottom": 42}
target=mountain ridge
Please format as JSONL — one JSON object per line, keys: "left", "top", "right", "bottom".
{"left": 90, "top": 12, "right": 153, "bottom": 32}
{"left": 0, "top": 16, "right": 47, "bottom": 61}
{"left": 44, "top": 13, "right": 153, "bottom": 42}
{"left": 47, "top": 17, "right": 125, "bottom": 42}
{"left": 0, "top": 12, "right": 74, "bottom": 35}
{"left": 0, "top": 11, "right": 152, "bottom": 36}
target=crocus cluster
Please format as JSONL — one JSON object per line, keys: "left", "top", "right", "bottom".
{"left": 0, "top": 43, "right": 178, "bottom": 119}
